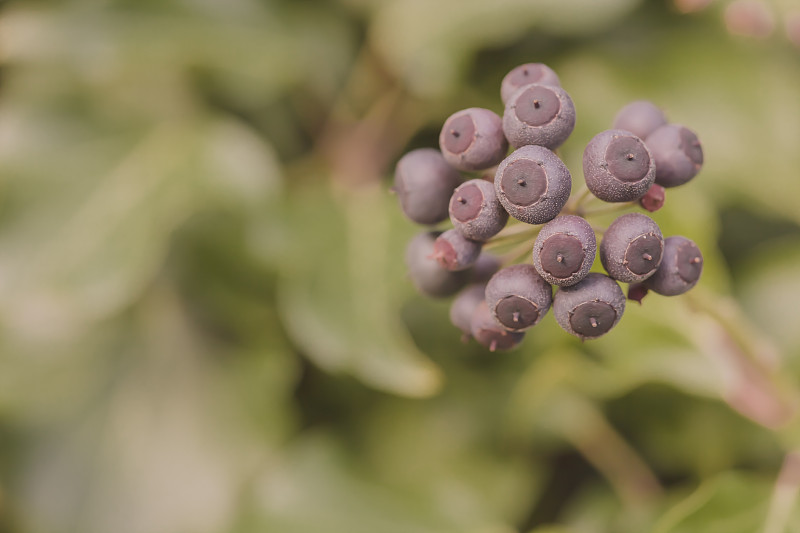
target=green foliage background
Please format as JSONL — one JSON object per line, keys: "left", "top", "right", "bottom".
{"left": 0, "top": 0, "right": 799, "bottom": 532}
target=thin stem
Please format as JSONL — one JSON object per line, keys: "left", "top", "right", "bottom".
{"left": 582, "top": 200, "right": 637, "bottom": 217}
{"left": 499, "top": 239, "right": 535, "bottom": 266}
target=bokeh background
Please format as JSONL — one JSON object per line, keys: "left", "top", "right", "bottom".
{"left": 1, "top": 0, "right": 800, "bottom": 532}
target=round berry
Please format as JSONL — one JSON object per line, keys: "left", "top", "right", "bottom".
{"left": 533, "top": 215, "right": 596, "bottom": 287}
{"left": 449, "top": 179, "right": 509, "bottom": 242}
{"left": 639, "top": 183, "right": 666, "bottom": 213}
{"left": 495, "top": 145, "right": 572, "bottom": 225}
{"left": 405, "top": 231, "right": 471, "bottom": 298}
{"left": 439, "top": 108, "right": 508, "bottom": 172}
{"left": 450, "top": 284, "right": 486, "bottom": 337}
{"left": 645, "top": 124, "right": 703, "bottom": 188}
{"left": 470, "top": 300, "right": 526, "bottom": 352}
{"left": 503, "top": 84, "right": 576, "bottom": 150}
{"left": 433, "top": 229, "right": 482, "bottom": 272}
{"left": 643, "top": 236, "right": 703, "bottom": 296}
{"left": 612, "top": 100, "right": 668, "bottom": 140}
{"left": 583, "top": 129, "right": 656, "bottom": 203}
{"left": 599, "top": 213, "right": 664, "bottom": 283}
{"left": 471, "top": 252, "right": 502, "bottom": 283}
{"left": 553, "top": 273, "right": 625, "bottom": 340}
{"left": 485, "top": 264, "right": 552, "bottom": 332}
{"left": 500, "top": 63, "right": 561, "bottom": 104}
{"left": 393, "top": 148, "right": 463, "bottom": 225}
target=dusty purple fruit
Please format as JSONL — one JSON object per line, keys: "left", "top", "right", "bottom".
{"left": 405, "top": 232, "right": 471, "bottom": 298}
{"left": 393, "top": 148, "right": 463, "bottom": 225}
{"left": 583, "top": 129, "right": 656, "bottom": 203}
{"left": 449, "top": 179, "right": 509, "bottom": 242}
{"left": 471, "top": 253, "right": 502, "bottom": 283}
{"left": 450, "top": 284, "right": 486, "bottom": 337}
{"left": 600, "top": 213, "right": 664, "bottom": 283}
{"left": 433, "top": 229, "right": 482, "bottom": 271}
{"left": 639, "top": 183, "right": 666, "bottom": 213}
{"left": 553, "top": 273, "right": 625, "bottom": 340}
{"left": 643, "top": 236, "right": 703, "bottom": 296}
{"left": 533, "top": 215, "right": 596, "bottom": 287}
{"left": 645, "top": 124, "right": 703, "bottom": 188}
{"left": 503, "top": 84, "right": 576, "bottom": 150}
{"left": 470, "top": 300, "right": 526, "bottom": 351}
{"left": 495, "top": 145, "right": 572, "bottom": 225}
{"left": 439, "top": 108, "right": 508, "bottom": 172}
{"left": 612, "top": 100, "right": 668, "bottom": 140}
{"left": 500, "top": 63, "right": 561, "bottom": 104}
{"left": 485, "top": 264, "right": 552, "bottom": 332}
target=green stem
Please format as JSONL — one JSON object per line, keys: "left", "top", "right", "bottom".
{"left": 763, "top": 451, "right": 800, "bottom": 533}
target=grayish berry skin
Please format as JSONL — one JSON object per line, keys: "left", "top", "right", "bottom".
{"left": 600, "top": 213, "right": 664, "bottom": 283}
{"left": 644, "top": 236, "right": 703, "bottom": 296}
{"left": 485, "top": 264, "right": 552, "bottom": 332}
{"left": 583, "top": 129, "right": 656, "bottom": 203}
{"left": 495, "top": 145, "right": 572, "bottom": 225}
{"left": 405, "top": 232, "right": 471, "bottom": 298}
{"left": 612, "top": 100, "right": 668, "bottom": 140}
{"left": 553, "top": 273, "right": 625, "bottom": 340}
{"left": 394, "top": 148, "right": 463, "bottom": 225}
{"left": 439, "top": 108, "right": 509, "bottom": 172}
{"left": 450, "top": 284, "right": 486, "bottom": 336}
{"left": 503, "top": 83, "right": 576, "bottom": 150}
{"left": 471, "top": 253, "right": 502, "bottom": 283}
{"left": 500, "top": 63, "right": 561, "bottom": 104}
{"left": 433, "top": 229, "right": 482, "bottom": 272}
{"left": 533, "top": 215, "right": 596, "bottom": 287}
{"left": 645, "top": 124, "right": 704, "bottom": 188}
{"left": 449, "top": 179, "right": 509, "bottom": 242}
{"left": 470, "top": 300, "right": 526, "bottom": 352}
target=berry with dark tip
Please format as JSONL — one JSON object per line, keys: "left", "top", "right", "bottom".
{"left": 553, "top": 273, "right": 626, "bottom": 340}
{"left": 612, "top": 100, "right": 668, "bottom": 140}
{"left": 639, "top": 183, "right": 666, "bottom": 213}
{"left": 470, "top": 300, "right": 526, "bottom": 351}
{"left": 533, "top": 215, "right": 596, "bottom": 287}
{"left": 503, "top": 84, "right": 576, "bottom": 150}
{"left": 393, "top": 148, "right": 463, "bottom": 225}
{"left": 583, "top": 129, "right": 656, "bottom": 203}
{"left": 500, "top": 63, "right": 561, "bottom": 104}
{"left": 471, "top": 253, "right": 502, "bottom": 283}
{"left": 645, "top": 124, "right": 703, "bottom": 188}
{"left": 449, "top": 179, "right": 509, "bottom": 242}
{"left": 405, "top": 231, "right": 471, "bottom": 298}
{"left": 485, "top": 264, "right": 552, "bottom": 332}
{"left": 643, "top": 236, "right": 703, "bottom": 296}
{"left": 495, "top": 145, "right": 572, "bottom": 225}
{"left": 439, "top": 108, "right": 508, "bottom": 172}
{"left": 433, "top": 229, "right": 482, "bottom": 271}
{"left": 450, "top": 284, "right": 486, "bottom": 338}
{"left": 599, "top": 213, "right": 664, "bottom": 283}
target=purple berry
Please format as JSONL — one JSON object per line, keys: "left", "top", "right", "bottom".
{"left": 450, "top": 284, "right": 486, "bottom": 337}
{"left": 553, "top": 273, "right": 625, "bottom": 340}
{"left": 639, "top": 183, "right": 666, "bottom": 213}
{"left": 583, "top": 129, "right": 656, "bottom": 203}
{"left": 533, "top": 215, "right": 596, "bottom": 287}
{"left": 599, "top": 213, "right": 664, "bottom": 283}
{"left": 485, "top": 264, "right": 552, "bottom": 332}
{"left": 612, "top": 100, "right": 668, "bottom": 140}
{"left": 495, "top": 145, "right": 572, "bottom": 225}
{"left": 500, "top": 63, "right": 561, "bottom": 104}
{"left": 449, "top": 179, "right": 509, "bottom": 242}
{"left": 502, "top": 84, "right": 576, "bottom": 150}
{"left": 645, "top": 124, "right": 703, "bottom": 188}
{"left": 393, "top": 148, "right": 463, "bottom": 225}
{"left": 643, "top": 236, "right": 703, "bottom": 296}
{"left": 470, "top": 300, "right": 526, "bottom": 352}
{"left": 433, "top": 229, "right": 482, "bottom": 272}
{"left": 439, "top": 108, "right": 508, "bottom": 172}
{"left": 405, "top": 232, "right": 471, "bottom": 298}
{"left": 471, "top": 252, "right": 502, "bottom": 283}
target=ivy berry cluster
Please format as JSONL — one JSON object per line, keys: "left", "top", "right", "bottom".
{"left": 394, "top": 63, "right": 704, "bottom": 351}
